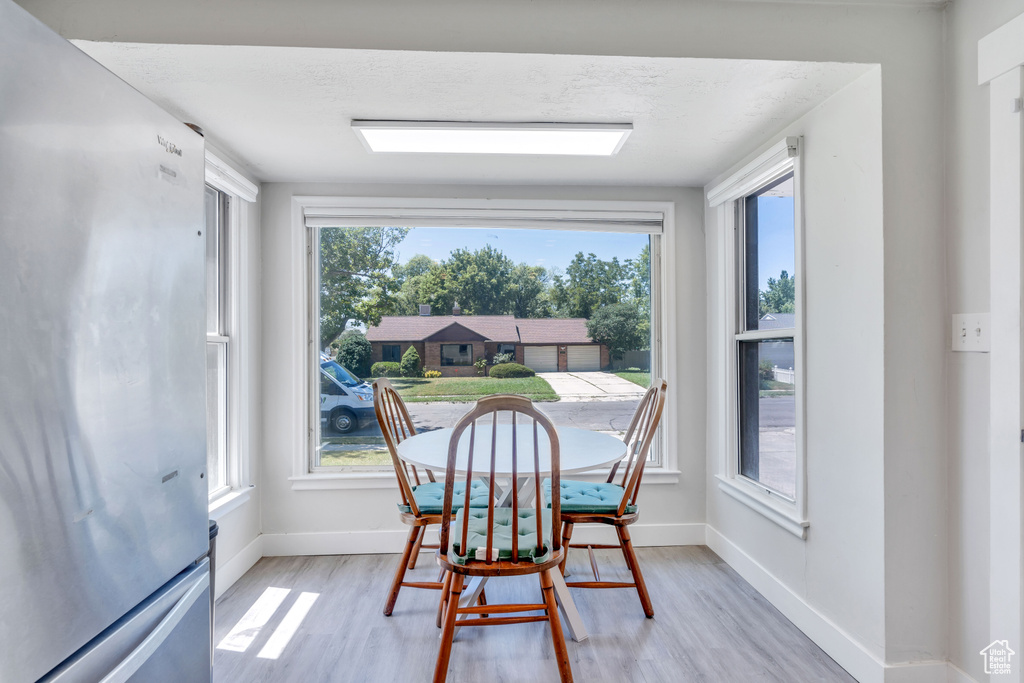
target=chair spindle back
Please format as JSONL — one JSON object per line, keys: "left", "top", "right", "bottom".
{"left": 608, "top": 379, "right": 668, "bottom": 516}
{"left": 439, "top": 395, "right": 561, "bottom": 565}
{"left": 373, "top": 377, "right": 435, "bottom": 517}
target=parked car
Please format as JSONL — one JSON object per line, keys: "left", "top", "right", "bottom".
{"left": 320, "top": 359, "right": 375, "bottom": 434}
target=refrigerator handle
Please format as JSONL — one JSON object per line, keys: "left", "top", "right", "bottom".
{"left": 98, "top": 568, "right": 210, "bottom": 683}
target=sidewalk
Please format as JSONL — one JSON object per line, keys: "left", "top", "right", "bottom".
{"left": 536, "top": 371, "right": 647, "bottom": 403}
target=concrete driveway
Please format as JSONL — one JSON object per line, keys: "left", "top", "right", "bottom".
{"left": 537, "top": 371, "right": 647, "bottom": 402}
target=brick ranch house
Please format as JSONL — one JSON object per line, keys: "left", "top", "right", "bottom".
{"left": 365, "top": 308, "right": 609, "bottom": 377}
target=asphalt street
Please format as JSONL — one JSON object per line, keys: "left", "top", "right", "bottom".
{"left": 325, "top": 394, "right": 796, "bottom": 437}
{"left": 327, "top": 399, "right": 643, "bottom": 437}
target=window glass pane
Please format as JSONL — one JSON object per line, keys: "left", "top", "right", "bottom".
{"left": 206, "top": 342, "right": 227, "bottom": 493}
{"left": 313, "top": 225, "right": 656, "bottom": 470}
{"left": 205, "top": 186, "right": 221, "bottom": 335}
{"left": 738, "top": 339, "right": 796, "bottom": 498}
{"left": 441, "top": 344, "right": 473, "bottom": 366}
{"left": 382, "top": 344, "right": 401, "bottom": 362}
{"left": 745, "top": 173, "right": 795, "bottom": 331}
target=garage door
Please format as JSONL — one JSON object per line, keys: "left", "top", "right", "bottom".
{"left": 567, "top": 345, "right": 600, "bottom": 371}
{"left": 524, "top": 346, "right": 558, "bottom": 372}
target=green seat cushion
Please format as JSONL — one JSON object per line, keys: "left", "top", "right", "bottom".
{"left": 543, "top": 478, "right": 637, "bottom": 514}
{"left": 449, "top": 507, "right": 553, "bottom": 566}
{"left": 399, "top": 480, "right": 491, "bottom": 515}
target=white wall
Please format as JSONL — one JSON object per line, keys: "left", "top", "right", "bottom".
{"left": 706, "top": 70, "right": 891, "bottom": 676}
{"left": 946, "top": 1, "right": 1024, "bottom": 681}
{"left": 258, "top": 183, "right": 707, "bottom": 553}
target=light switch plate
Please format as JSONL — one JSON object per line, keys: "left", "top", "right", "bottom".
{"left": 952, "top": 313, "right": 990, "bottom": 352}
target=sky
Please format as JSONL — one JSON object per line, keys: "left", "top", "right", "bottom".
{"left": 756, "top": 196, "right": 796, "bottom": 292}
{"left": 393, "top": 226, "right": 649, "bottom": 273}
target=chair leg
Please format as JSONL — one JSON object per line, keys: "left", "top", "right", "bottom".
{"left": 559, "top": 522, "right": 574, "bottom": 575}
{"left": 408, "top": 523, "right": 427, "bottom": 570}
{"left": 436, "top": 570, "right": 452, "bottom": 628}
{"left": 617, "top": 526, "right": 653, "bottom": 618}
{"left": 541, "top": 569, "right": 574, "bottom": 683}
{"left": 433, "top": 573, "right": 464, "bottom": 683}
{"left": 384, "top": 525, "right": 422, "bottom": 616}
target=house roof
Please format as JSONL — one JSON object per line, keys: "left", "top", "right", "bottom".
{"left": 366, "top": 315, "right": 520, "bottom": 343}
{"left": 758, "top": 313, "right": 795, "bottom": 330}
{"left": 365, "top": 315, "right": 595, "bottom": 345}
{"left": 515, "top": 318, "right": 593, "bottom": 344}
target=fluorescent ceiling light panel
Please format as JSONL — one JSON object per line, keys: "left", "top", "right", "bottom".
{"left": 351, "top": 121, "right": 632, "bottom": 156}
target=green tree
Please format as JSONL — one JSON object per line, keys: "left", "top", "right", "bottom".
{"left": 337, "top": 333, "right": 372, "bottom": 378}
{"left": 394, "top": 254, "right": 440, "bottom": 314}
{"left": 319, "top": 226, "right": 409, "bottom": 348}
{"left": 623, "top": 244, "right": 651, "bottom": 349}
{"left": 759, "top": 270, "right": 796, "bottom": 317}
{"left": 414, "top": 245, "right": 517, "bottom": 316}
{"left": 586, "top": 303, "right": 645, "bottom": 360}
{"left": 550, "top": 252, "right": 627, "bottom": 318}
{"left": 508, "top": 264, "right": 551, "bottom": 318}
{"left": 400, "top": 345, "right": 423, "bottom": 378}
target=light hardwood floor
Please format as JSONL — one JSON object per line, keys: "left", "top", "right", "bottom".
{"left": 214, "top": 546, "right": 856, "bottom": 682}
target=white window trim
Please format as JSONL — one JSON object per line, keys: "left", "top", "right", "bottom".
{"left": 710, "top": 137, "right": 809, "bottom": 539}
{"left": 206, "top": 149, "right": 258, "bottom": 507}
{"left": 288, "top": 195, "right": 679, "bottom": 489}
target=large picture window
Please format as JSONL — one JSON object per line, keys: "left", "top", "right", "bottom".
{"left": 302, "top": 200, "right": 671, "bottom": 478}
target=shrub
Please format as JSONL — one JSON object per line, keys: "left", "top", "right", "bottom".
{"left": 492, "top": 352, "right": 514, "bottom": 365}
{"left": 424, "top": 370, "right": 442, "bottom": 378}
{"left": 624, "top": 367, "right": 641, "bottom": 373}
{"left": 400, "top": 346, "right": 423, "bottom": 378}
{"left": 758, "top": 359, "right": 776, "bottom": 389}
{"left": 488, "top": 363, "right": 535, "bottom": 379}
{"left": 371, "top": 361, "right": 401, "bottom": 377}
{"left": 474, "top": 357, "right": 488, "bottom": 376}
{"left": 337, "top": 333, "right": 372, "bottom": 378}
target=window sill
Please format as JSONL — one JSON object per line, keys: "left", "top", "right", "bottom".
{"left": 715, "top": 475, "right": 808, "bottom": 539}
{"left": 290, "top": 467, "right": 681, "bottom": 490}
{"left": 209, "top": 487, "right": 253, "bottom": 520}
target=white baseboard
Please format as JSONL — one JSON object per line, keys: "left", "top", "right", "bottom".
{"left": 884, "top": 661, "right": 955, "bottom": 683}
{"left": 261, "top": 522, "right": 704, "bottom": 558}
{"left": 946, "top": 663, "right": 979, "bottom": 683}
{"left": 706, "top": 525, "right": 954, "bottom": 683}
{"left": 214, "top": 534, "right": 264, "bottom": 600}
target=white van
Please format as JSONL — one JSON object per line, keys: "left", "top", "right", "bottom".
{"left": 320, "top": 359, "right": 375, "bottom": 434}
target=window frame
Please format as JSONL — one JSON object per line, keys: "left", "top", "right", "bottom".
{"left": 205, "top": 150, "right": 259, "bottom": 512}
{"left": 708, "top": 137, "right": 808, "bottom": 538}
{"left": 291, "top": 196, "right": 679, "bottom": 490}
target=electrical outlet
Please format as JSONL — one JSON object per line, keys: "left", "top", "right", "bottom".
{"left": 951, "top": 313, "right": 990, "bottom": 352}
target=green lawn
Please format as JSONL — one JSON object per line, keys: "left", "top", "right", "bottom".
{"left": 387, "top": 376, "right": 558, "bottom": 402}
{"left": 613, "top": 371, "right": 650, "bottom": 389}
{"left": 319, "top": 436, "right": 391, "bottom": 467}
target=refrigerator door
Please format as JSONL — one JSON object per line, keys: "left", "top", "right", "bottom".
{"left": 0, "top": 1, "right": 208, "bottom": 681}
{"left": 38, "top": 561, "right": 212, "bottom": 683}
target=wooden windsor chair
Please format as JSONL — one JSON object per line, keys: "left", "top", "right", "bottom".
{"left": 546, "top": 379, "right": 667, "bottom": 618}
{"left": 374, "top": 378, "right": 491, "bottom": 617}
{"left": 434, "top": 394, "right": 573, "bottom": 683}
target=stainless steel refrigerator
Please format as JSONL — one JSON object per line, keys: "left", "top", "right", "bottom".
{"left": 0, "top": 1, "right": 213, "bottom": 681}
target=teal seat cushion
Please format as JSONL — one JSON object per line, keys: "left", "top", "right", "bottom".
{"left": 449, "top": 507, "right": 553, "bottom": 566}
{"left": 399, "top": 480, "right": 491, "bottom": 515}
{"left": 543, "top": 478, "right": 637, "bottom": 514}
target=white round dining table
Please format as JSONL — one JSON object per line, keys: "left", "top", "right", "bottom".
{"left": 397, "top": 423, "right": 623, "bottom": 644}
{"left": 395, "top": 424, "right": 626, "bottom": 476}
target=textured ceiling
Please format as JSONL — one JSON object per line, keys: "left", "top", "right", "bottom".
{"left": 76, "top": 42, "right": 872, "bottom": 186}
